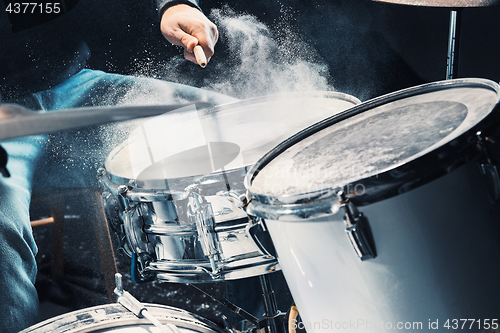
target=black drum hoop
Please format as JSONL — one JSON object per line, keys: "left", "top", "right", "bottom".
{"left": 245, "top": 78, "right": 500, "bottom": 208}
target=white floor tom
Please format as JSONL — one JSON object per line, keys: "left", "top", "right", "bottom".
{"left": 245, "top": 79, "right": 500, "bottom": 332}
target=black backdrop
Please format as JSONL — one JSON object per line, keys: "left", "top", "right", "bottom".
{"left": 29, "top": 0, "right": 500, "bottom": 325}
{"left": 76, "top": 0, "right": 500, "bottom": 101}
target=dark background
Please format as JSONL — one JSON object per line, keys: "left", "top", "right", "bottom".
{"left": 30, "top": 0, "right": 500, "bottom": 329}
{"left": 80, "top": 0, "right": 500, "bottom": 100}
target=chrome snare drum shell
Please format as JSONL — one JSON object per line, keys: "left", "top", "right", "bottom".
{"left": 244, "top": 79, "right": 500, "bottom": 332}
{"left": 100, "top": 92, "right": 360, "bottom": 283}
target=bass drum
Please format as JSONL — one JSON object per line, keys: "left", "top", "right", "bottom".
{"left": 20, "top": 303, "right": 226, "bottom": 333}
{"left": 245, "top": 79, "right": 500, "bottom": 332}
{"left": 99, "top": 91, "right": 360, "bottom": 283}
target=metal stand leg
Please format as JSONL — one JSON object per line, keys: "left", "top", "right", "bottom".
{"left": 259, "top": 275, "right": 286, "bottom": 333}
{"left": 446, "top": 9, "right": 463, "bottom": 80}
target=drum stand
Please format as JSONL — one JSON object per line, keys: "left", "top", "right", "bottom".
{"left": 191, "top": 274, "right": 287, "bottom": 333}
{"left": 373, "top": 0, "right": 500, "bottom": 79}
{"left": 258, "top": 274, "right": 287, "bottom": 333}
{"left": 446, "top": 9, "right": 462, "bottom": 79}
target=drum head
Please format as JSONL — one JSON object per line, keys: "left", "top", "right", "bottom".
{"left": 20, "top": 304, "right": 224, "bottom": 333}
{"left": 246, "top": 79, "right": 500, "bottom": 206}
{"left": 104, "top": 92, "right": 360, "bottom": 191}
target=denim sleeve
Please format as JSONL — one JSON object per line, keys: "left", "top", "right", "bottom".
{"left": 155, "top": 0, "right": 201, "bottom": 18}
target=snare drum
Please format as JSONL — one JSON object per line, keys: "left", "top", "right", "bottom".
{"left": 99, "top": 92, "right": 360, "bottom": 283}
{"left": 245, "top": 79, "right": 500, "bottom": 332}
{"left": 20, "top": 303, "right": 225, "bottom": 333}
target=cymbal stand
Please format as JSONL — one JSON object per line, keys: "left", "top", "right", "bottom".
{"left": 446, "top": 8, "right": 463, "bottom": 79}
{"left": 259, "top": 274, "right": 287, "bottom": 333}
{"left": 190, "top": 274, "right": 286, "bottom": 333}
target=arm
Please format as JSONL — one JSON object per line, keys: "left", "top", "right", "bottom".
{"left": 156, "top": 0, "right": 218, "bottom": 66}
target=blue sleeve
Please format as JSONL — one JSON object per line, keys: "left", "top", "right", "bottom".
{"left": 156, "top": 0, "right": 201, "bottom": 18}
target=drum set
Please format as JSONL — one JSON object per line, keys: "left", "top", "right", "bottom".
{"left": 17, "top": 77, "right": 500, "bottom": 333}
{"left": 8, "top": 1, "right": 500, "bottom": 333}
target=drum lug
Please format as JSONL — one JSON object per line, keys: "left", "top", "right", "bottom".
{"left": 247, "top": 216, "right": 278, "bottom": 259}
{"left": 117, "top": 185, "right": 131, "bottom": 210}
{"left": 337, "top": 191, "right": 376, "bottom": 261}
{"left": 187, "top": 188, "right": 222, "bottom": 276}
{"left": 477, "top": 131, "right": 500, "bottom": 202}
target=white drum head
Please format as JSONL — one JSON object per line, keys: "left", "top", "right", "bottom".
{"left": 105, "top": 92, "right": 360, "bottom": 190}
{"left": 247, "top": 79, "right": 500, "bottom": 203}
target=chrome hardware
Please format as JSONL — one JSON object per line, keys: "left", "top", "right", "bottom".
{"left": 114, "top": 273, "right": 178, "bottom": 333}
{"left": 239, "top": 193, "right": 249, "bottom": 208}
{"left": 477, "top": 131, "right": 500, "bottom": 202}
{"left": 122, "top": 206, "right": 149, "bottom": 257}
{"left": 117, "top": 185, "right": 130, "bottom": 210}
{"left": 247, "top": 216, "right": 277, "bottom": 258}
{"left": 187, "top": 188, "right": 222, "bottom": 275}
{"left": 152, "top": 200, "right": 179, "bottom": 222}
{"left": 337, "top": 191, "right": 376, "bottom": 261}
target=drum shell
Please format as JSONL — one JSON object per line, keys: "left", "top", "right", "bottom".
{"left": 100, "top": 176, "right": 279, "bottom": 283}
{"left": 260, "top": 160, "right": 500, "bottom": 333}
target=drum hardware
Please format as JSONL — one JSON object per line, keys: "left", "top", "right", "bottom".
{"left": 246, "top": 218, "right": 278, "bottom": 259}
{"left": 99, "top": 166, "right": 281, "bottom": 283}
{"left": 258, "top": 274, "right": 287, "bottom": 333}
{"left": 190, "top": 276, "right": 286, "bottom": 333}
{"left": 337, "top": 191, "right": 376, "bottom": 261}
{"left": 22, "top": 280, "right": 227, "bottom": 333}
{"left": 476, "top": 131, "right": 500, "bottom": 202}
{"left": 113, "top": 273, "right": 179, "bottom": 333}
{"left": 187, "top": 185, "right": 222, "bottom": 276}
{"left": 372, "top": 1, "right": 500, "bottom": 79}
{"left": 190, "top": 284, "right": 260, "bottom": 327}
{"left": 114, "top": 183, "right": 158, "bottom": 282}
{"left": 239, "top": 192, "right": 277, "bottom": 259}
{"left": 101, "top": 190, "right": 132, "bottom": 257}
{"left": 446, "top": 9, "right": 462, "bottom": 79}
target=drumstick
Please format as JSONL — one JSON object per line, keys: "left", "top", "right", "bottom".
{"left": 193, "top": 45, "right": 207, "bottom": 68}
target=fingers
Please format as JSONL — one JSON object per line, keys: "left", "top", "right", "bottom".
{"left": 160, "top": 4, "right": 218, "bottom": 66}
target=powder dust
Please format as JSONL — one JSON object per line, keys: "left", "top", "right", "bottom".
{"left": 38, "top": 6, "right": 337, "bottom": 190}
{"left": 132, "top": 6, "right": 334, "bottom": 100}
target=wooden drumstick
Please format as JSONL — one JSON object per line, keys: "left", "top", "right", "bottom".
{"left": 193, "top": 45, "right": 207, "bottom": 68}
{"left": 289, "top": 305, "right": 299, "bottom": 333}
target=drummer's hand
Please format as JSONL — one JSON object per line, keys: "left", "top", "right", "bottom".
{"left": 160, "top": 4, "right": 218, "bottom": 66}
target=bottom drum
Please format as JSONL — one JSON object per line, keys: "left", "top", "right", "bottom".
{"left": 244, "top": 79, "right": 500, "bottom": 332}
{"left": 20, "top": 303, "right": 226, "bottom": 333}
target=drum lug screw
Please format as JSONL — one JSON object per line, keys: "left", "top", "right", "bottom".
{"left": 239, "top": 193, "right": 249, "bottom": 208}
{"left": 96, "top": 168, "right": 106, "bottom": 177}
{"left": 117, "top": 185, "right": 130, "bottom": 210}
